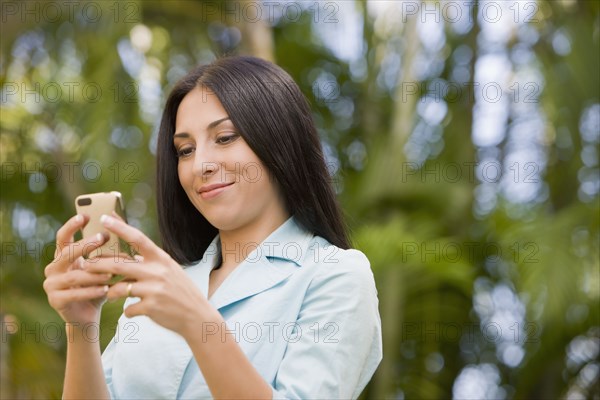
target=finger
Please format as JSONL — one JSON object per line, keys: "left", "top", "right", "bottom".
{"left": 44, "top": 270, "right": 113, "bottom": 292}
{"left": 107, "top": 280, "right": 142, "bottom": 301}
{"left": 68, "top": 256, "right": 84, "bottom": 271}
{"left": 47, "top": 233, "right": 107, "bottom": 276}
{"left": 46, "top": 255, "right": 81, "bottom": 278}
{"left": 99, "top": 215, "right": 158, "bottom": 257}
{"left": 110, "top": 211, "right": 134, "bottom": 257}
{"left": 107, "top": 280, "right": 158, "bottom": 302}
{"left": 123, "top": 299, "right": 146, "bottom": 318}
{"left": 82, "top": 255, "right": 146, "bottom": 280}
{"left": 111, "top": 210, "right": 126, "bottom": 223}
{"left": 54, "top": 214, "right": 88, "bottom": 256}
{"left": 48, "top": 285, "right": 109, "bottom": 309}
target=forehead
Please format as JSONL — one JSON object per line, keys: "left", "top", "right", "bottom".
{"left": 175, "top": 87, "right": 230, "bottom": 131}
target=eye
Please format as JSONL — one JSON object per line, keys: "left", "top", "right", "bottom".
{"left": 216, "top": 134, "right": 239, "bottom": 145}
{"left": 176, "top": 146, "right": 195, "bottom": 158}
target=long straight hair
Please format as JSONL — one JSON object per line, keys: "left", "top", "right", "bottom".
{"left": 156, "top": 56, "right": 350, "bottom": 265}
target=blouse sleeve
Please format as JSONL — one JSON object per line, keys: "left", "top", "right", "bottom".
{"left": 270, "top": 249, "right": 383, "bottom": 399}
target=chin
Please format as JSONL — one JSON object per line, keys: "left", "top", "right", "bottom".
{"left": 201, "top": 213, "right": 243, "bottom": 232}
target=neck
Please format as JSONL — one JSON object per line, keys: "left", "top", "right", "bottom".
{"left": 218, "top": 210, "right": 290, "bottom": 270}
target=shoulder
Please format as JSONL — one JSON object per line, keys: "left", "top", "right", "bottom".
{"left": 305, "top": 235, "right": 372, "bottom": 274}
{"left": 300, "top": 236, "right": 377, "bottom": 296}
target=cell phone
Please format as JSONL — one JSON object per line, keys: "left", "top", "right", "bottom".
{"left": 74, "top": 191, "right": 131, "bottom": 260}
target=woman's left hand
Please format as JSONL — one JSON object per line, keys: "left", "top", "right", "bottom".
{"left": 83, "top": 214, "right": 218, "bottom": 337}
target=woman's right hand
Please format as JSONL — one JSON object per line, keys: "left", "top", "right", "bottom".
{"left": 43, "top": 214, "right": 113, "bottom": 326}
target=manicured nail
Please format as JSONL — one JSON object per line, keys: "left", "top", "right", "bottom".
{"left": 100, "top": 214, "right": 112, "bottom": 226}
{"left": 96, "top": 233, "right": 104, "bottom": 242}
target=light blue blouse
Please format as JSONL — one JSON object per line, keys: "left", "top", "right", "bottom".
{"left": 102, "top": 216, "right": 383, "bottom": 399}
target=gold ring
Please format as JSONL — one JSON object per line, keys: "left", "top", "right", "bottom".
{"left": 126, "top": 282, "right": 133, "bottom": 297}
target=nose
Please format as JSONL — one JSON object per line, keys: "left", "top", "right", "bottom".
{"left": 192, "top": 147, "right": 219, "bottom": 181}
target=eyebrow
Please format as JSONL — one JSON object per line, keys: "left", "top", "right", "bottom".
{"left": 173, "top": 117, "right": 231, "bottom": 139}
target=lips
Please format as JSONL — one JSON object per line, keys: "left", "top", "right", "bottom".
{"left": 197, "top": 182, "right": 234, "bottom": 199}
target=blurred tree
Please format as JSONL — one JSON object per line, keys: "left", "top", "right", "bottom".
{"left": 0, "top": 1, "right": 598, "bottom": 399}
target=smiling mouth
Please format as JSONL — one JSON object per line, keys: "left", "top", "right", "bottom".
{"left": 198, "top": 182, "right": 234, "bottom": 199}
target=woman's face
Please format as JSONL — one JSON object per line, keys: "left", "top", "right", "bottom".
{"left": 174, "top": 86, "right": 287, "bottom": 232}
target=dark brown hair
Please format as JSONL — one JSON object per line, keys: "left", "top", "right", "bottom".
{"left": 156, "top": 56, "right": 349, "bottom": 265}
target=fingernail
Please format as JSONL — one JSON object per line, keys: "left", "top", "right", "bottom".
{"left": 103, "top": 285, "right": 109, "bottom": 293}
{"left": 96, "top": 233, "right": 104, "bottom": 242}
{"left": 100, "top": 214, "right": 112, "bottom": 226}
{"left": 75, "top": 214, "right": 84, "bottom": 224}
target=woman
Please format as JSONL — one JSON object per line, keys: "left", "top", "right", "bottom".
{"left": 43, "top": 56, "right": 382, "bottom": 399}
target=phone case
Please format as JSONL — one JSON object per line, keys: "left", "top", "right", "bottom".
{"left": 74, "top": 191, "right": 129, "bottom": 259}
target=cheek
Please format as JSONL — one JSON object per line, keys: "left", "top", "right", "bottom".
{"left": 241, "top": 165, "right": 276, "bottom": 199}
{"left": 242, "top": 163, "right": 265, "bottom": 187}
{"left": 177, "top": 163, "right": 191, "bottom": 189}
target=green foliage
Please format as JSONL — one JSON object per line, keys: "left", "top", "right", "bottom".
{"left": 1, "top": 1, "right": 598, "bottom": 398}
